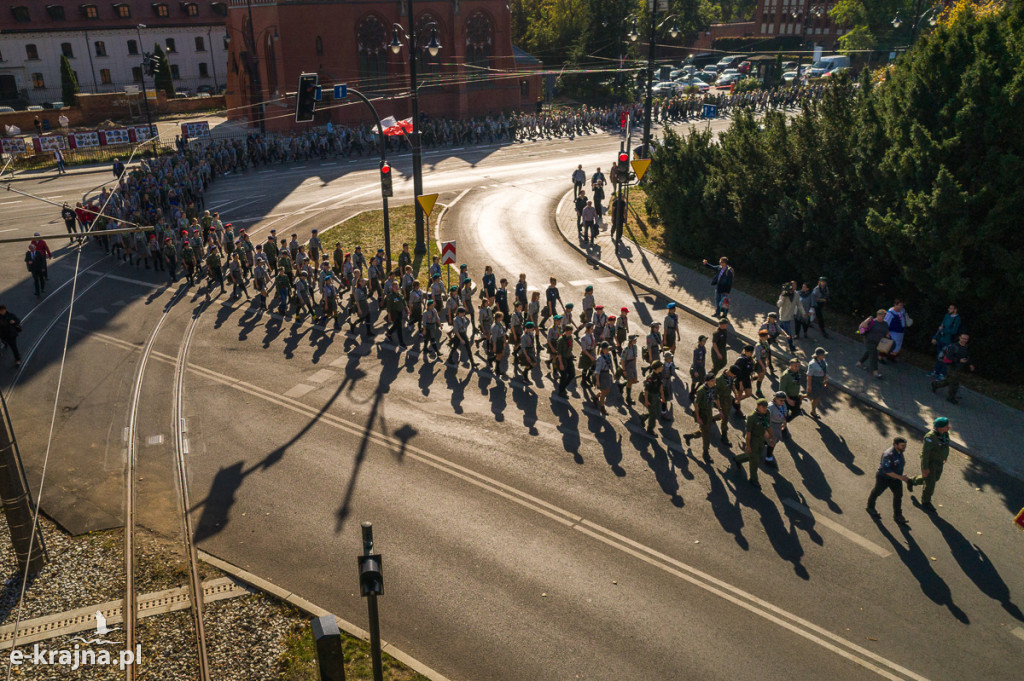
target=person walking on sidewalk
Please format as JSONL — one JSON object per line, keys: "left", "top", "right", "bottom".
{"left": 703, "top": 256, "right": 734, "bottom": 318}
{"left": 883, "top": 300, "right": 911, "bottom": 360}
{"left": 54, "top": 147, "right": 66, "bottom": 175}
{"left": 806, "top": 347, "right": 829, "bottom": 418}
{"left": 574, "top": 191, "right": 588, "bottom": 236}
{"left": 796, "top": 282, "right": 814, "bottom": 338}
{"left": 810, "top": 276, "right": 830, "bottom": 338}
{"left": 581, "top": 200, "right": 597, "bottom": 242}
{"left": 866, "top": 437, "right": 911, "bottom": 525}
{"left": 930, "top": 304, "right": 962, "bottom": 378}
{"left": 61, "top": 203, "right": 78, "bottom": 243}
{"left": 572, "top": 164, "right": 586, "bottom": 196}
{"left": 910, "top": 417, "right": 951, "bottom": 514}
{"left": 856, "top": 309, "right": 890, "bottom": 379}
{"left": 776, "top": 282, "right": 803, "bottom": 352}
{"left": 932, "top": 334, "right": 973, "bottom": 404}
{"left": 25, "top": 244, "right": 47, "bottom": 297}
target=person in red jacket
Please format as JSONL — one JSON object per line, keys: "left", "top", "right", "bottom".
{"left": 30, "top": 233, "right": 51, "bottom": 281}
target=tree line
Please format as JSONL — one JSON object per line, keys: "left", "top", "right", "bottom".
{"left": 644, "top": 4, "right": 1023, "bottom": 380}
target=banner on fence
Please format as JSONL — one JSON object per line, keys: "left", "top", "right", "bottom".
{"left": 131, "top": 125, "right": 159, "bottom": 143}
{"left": 1, "top": 138, "right": 27, "bottom": 155}
{"left": 181, "top": 121, "right": 211, "bottom": 139}
{"left": 70, "top": 131, "right": 100, "bottom": 149}
{"left": 33, "top": 136, "right": 68, "bottom": 152}
{"left": 100, "top": 129, "right": 130, "bottom": 145}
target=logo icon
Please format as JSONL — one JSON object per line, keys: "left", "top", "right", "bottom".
{"left": 70, "top": 612, "right": 119, "bottom": 646}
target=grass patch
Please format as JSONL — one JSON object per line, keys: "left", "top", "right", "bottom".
{"left": 279, "top": 622, "right": 429, "bottom": 681}
{"left": 320, "top": 205, "right": 459, "bottom": 291}
{"left": 623, "top": 186, "right": 1024, "bottom": 411}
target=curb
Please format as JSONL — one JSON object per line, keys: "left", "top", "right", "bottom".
{"left": 198, "top": 550, "right": 453, "bottom": 681}
{"left": 2, "top": 165, "right": 115, "bottom": 183}
{"left": 551, "top": 190, "right": 978, "bottom": 461}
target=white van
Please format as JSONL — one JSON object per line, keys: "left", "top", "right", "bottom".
{"left": 808, "top": 55, "right": 850, "bottom": 79}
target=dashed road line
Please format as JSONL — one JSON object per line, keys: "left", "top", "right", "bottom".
{"left": 782, "top": 499, "right": 891, "bottom": 558}
{"left": 282, "top": 384, "right": 316, "bottom": 398}
{"left": 306, "top": 369, "right": 338, "bottom": 384}
{"left": 568, "top": 279, "right": 594, "bottom": 287}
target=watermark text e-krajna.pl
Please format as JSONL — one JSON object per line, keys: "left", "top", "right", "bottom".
{"left": 9, "top": 644, "right": 142, "bottom": 671}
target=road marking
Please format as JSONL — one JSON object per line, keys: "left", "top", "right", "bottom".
{"left": 782, "top": 499, "right": 891, "bottom": 558}
{"left": 307, "top": 369, "right": 338, "bottom": 384}
{"left": 595, "top": 276, "right": 620, "bottom": 283}
{"left": 146, "top": 435, "right": 164, "bottom": 446}
{"left": 283, "top": 384, "right": 316, "bottom": 398}
{"left": 568, "top": 280, "right": 593, "bottom": 287}
{"left": 0, "top": 228, "right": 20, "bottom": 233}
{"left": 83, "top": 269, "right": 162, "bottom": 289}
{"left": 1013, "top": 627, "right": 1024, "bottom": 642}
{"left": 87, "top": 331, "right": 931, "bottom": 681}
{"left": 91, "top": 306, "right": 108, "bottom": 315}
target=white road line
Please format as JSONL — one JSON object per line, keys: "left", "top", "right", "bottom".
{"left": 83, "top": 270, "right": 162, "bottom": 289}
{"left": 282, "top": 384, "right": 316, "bottom": 398}
{"left": 0, "top": 228, "right": 20, "bottom": 233}
{"left": 89, "top": 331, "right": 931, "bottom": 681}
{"left": 1012, "top": 627, "right": 1024, "bottom": 642}
{"left": 782, "top": 499, "right": 891, "bottom": 558}
{"left": 91, "top": 307, "right": 108, "bottom": 315}
{"left": 306, "top": 369, "right": 338, "bottom": 384}
{"left": 595, "top": 276, "right": 620, "bottom": 283}
{"left": 568, "top": 280, "right": 594, "bottom": 287}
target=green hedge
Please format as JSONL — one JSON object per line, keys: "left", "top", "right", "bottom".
{"left": 648, "top": 6, "right": 1024, "bottom": 380}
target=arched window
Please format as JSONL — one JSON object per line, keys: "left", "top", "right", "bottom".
{"left": 357, "top": 15, "right": 388, "bottom": 92}
{"left": 416, "top": 14, "right": 442, "bottom": 80}
{"left": 465, "top": 11, "right": 492, "bottom": 90}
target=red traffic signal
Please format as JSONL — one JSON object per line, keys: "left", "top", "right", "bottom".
{"left": 380, "top": 160, "right": 393, "bottom": 197}
{"left": 381, "top": 162, "right": 391, "bottom": 174}
{"left": 618, "top": 152, "right": 628, "bottom": 164}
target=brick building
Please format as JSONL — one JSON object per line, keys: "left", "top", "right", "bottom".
{"left": 691, "top": 0, "right": 844, "bottom": 51}
{"left": 0, "top": 1, "right": 229, "bottom": 106}
{"left": 224, "top": 0, "right": 542, "bottom": 131}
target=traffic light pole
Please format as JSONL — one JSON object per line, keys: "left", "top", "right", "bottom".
{"left": 135, "top": 26, "right": 153, "bottom": 139}
{"left": 641, "top": 10, "right": 657, "bottom": 159}
{"left": 405, "top": 0, "right": 427, "bottom": 255}
{"left": 0, "top": 392, "right": 46, "bottom": 575}
{"left": 347, "top": 88, "right": 392, "bottom": 272}
{"left": 358, "top": 522, "right": 384, "bottom": 681}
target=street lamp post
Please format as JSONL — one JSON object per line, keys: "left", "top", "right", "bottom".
{"left": 135, "top": 25, "right": 153, "bottom": 137}
{"left": 245, "top": 0, "right": 265, "bottom": 134}
{"left": 390, "top": 0, "right": 442, "bottom": 256}
{"left": 892, "top": 4, "right": 939, "bottom": 45}
{"left": 628, "top": 12, "right": 678, "bottom": 159}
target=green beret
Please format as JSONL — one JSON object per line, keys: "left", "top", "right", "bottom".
{"left": 934, "top": 416, "right": 949, "bottom": 428}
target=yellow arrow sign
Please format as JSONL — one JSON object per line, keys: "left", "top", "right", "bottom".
{"left": 631, "top": 159, "right": 652, "bottom": 181}
{"left": 416, "top": 193, "right": 439, "bottom": 216}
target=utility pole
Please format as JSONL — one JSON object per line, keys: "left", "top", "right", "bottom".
{"left": 357, "top": 522, "right": 384, "bottom": 681}
{"left": 0, "top": 393, "right": 46, "bottom": 575}
{"left": 136, "top": 25, "right": 153, "bottom": 138}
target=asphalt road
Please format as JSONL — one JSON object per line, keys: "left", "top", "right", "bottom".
{"left": 3, "top": 123, "right": 1023, "bottom": 681}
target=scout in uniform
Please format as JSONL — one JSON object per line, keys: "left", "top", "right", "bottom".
{"left": 496, "top": 278, "right": 510, "bottom": 318}
{"left": 645, "top": 322, "right": 662, "bottom": 366}
{"left": 546, "top": 315, "right": 563, "bottom": 375}
{"left": 397, "top": 242, "right": 412, "bottom": 273}
{"left": 478, "top": 297, "right": 494, "bottom": 349}
{"left": 445, "top": 286, "right": 460, "bottom": 326}
{"left": 663, "top": 303, "right": 679, "bottom": 354}
{"left": 274, "top": 270, "right": 291, "bottom": 315}
{"left": 581, "top": 286, "right": 596, "bottom": 325}
{"left": 866, "top": 437, "right": 911, "bottom": 525}
{"left": 430, "top": 273, "right": 445, "bottom": 304}
{"left": 753, "top": 331, "right": 771, "bottom": 398}
{"left": 642, "top": 361, "right": 665, "bottom": 434}
{"left": 278, "top": 248, "right": 294, "bottom": 285}
{"left": 509, "top": 301, "right": 525, "bottom": 348}
{"left": 401, "top": 265, "right": 416, "bottom": 297}
{"left": 711, "top": 318, "right": 729, "bottom": 375}
{"left": 542, "top": 277, "right": 561, "bottom": 328}
{"left": 321, "top": 279, "right": 341, "bottom": 330}
{"left": 460, "top": 278, "right": 476, "bottom": 331}
{"left": 765, "top": 391, "right": 789, "bottom": 467}
{"left": 734, "top": 398, "right": 774, "bottom": 489}
{"left": 351, "top": 245, "right": 366, "bottom": 273}
{"left": 600, "top": 315, "right": 617, "bottom": 364}
{"left": 422, "top": 299, "right": 442, "bottom": 357}
{"left": 205, "top": 247, "right": 225, "bottom": 293}
{"left": 910, "top": 417, "right": 951, "bottom": 513}
{"left": 518, "top": 321, "right": 538, "bottom": 385}
{"left": 161, "top": 238, "right": 177, "bottom": 283}
{"left": 594, "top": 343, "right": 614, "bottom": 415}
{"left": 684, "top": 375, "right": 718, "bottom": 456}
{"left": 294, "top": 271, "right": 317, "bottom": 318}
{"left": 253, "top": 258, "right": 269, "bottom": 310}
{"left": 489, "top": 312, "right": 507, "bottom": 376}
{"left": 688, "top": 335, "right": 708, "bottom": 401}
{"left": 555, "top": 325, "right": 576, "bottom": 397}
{"left": 578, "top": 322, "right": 597, "bottom": 387}
{"left": 660, "top": 352, "right": 676, "bottom": 418}
{"left": 714, "top": 368, "right": 735, "bottom": 442}
{"left": 618, "top": 334, "right": 639, "bottom": 405}
{"left": 615, "top": 307, "right": 630, "bottom": 352}
{"left": 780, "top": 358, "right": 803, "bottom": 420}
{"left": 592, "top": 305, "right": 608, "bottom": 340}
{"left": 352, "top": 278, "right": 372, "bottom": 336}
{"left": 447, "top": 307, "right": 477, "bottom": 368}
{"left": 407, "top": 281, "right": 424, "bottom": 336}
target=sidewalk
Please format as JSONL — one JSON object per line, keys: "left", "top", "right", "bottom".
{"left": 554, "top": 190, "right": 1024, "bottom": 481}
{"left": 2, "top": 161, "right": 116, "bottom": 182}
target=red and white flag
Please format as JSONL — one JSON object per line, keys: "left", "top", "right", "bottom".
{"left": 379, "top": 116, "right": 413, "bottom": 136}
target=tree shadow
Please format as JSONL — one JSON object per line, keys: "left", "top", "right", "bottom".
{"left": 873, "top": 518, "right": 970, "bottom": 624}
{"left": 927, "top": 512, "right": 1024, "bottom": 623}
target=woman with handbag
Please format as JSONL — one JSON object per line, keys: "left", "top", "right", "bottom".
{"left": 883, "top": 300, "right": 912, "bottom": 360}
{"left": 856, "top": 309, "right": 891, "bottom": 379}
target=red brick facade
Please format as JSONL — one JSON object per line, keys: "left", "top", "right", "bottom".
{"left": 224, "top": 0, "right": 541, "bottom": 131}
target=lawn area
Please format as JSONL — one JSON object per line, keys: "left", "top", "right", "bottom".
{"left": 319, "top": 204, "right": 458, "bottom": 291}
{"left": 622, "top": 186, "right": 1024, "bottom": 411}
{"left": 279, "top": 620, "right": 429, "bottom": 681}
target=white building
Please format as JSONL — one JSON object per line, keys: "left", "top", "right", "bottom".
{"left": 0, "top": 2, "right": 229, "bottom": 106}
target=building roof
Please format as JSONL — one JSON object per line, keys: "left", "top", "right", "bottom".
{"left": 1, "top": 1, "right": 228, "bottom": 33}
{"left": 513, "top": 45, "right": 542, "bottom": 66}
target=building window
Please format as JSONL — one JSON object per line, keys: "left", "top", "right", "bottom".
{"left": 183, "top": 2, "right": 198, "bottom": 16}
{"left": 82, "top": 4, "right": 98, "bottom": 19}
{"left": 315, "top": 36, "right": 323, "bottom": 57}
{"left": 465, "top": 11, "right": 493, "bottom": 90}
{"left": 32, "top": 73, "right": 45, "bottom": 89}
{"left": 47, "top": 5, "right": 65, "bottom": 20}
{"left": 416, "top": 14, "right": 443, "bottom": 78}
{"left": 95, "top": 41, "right": 107, "bottom": 57}
{"left": 195, "top": 36, "right": 205, "bottom": 52}
{"left": 210, "top": 2, "right": 227, "bottom": 17}
{"left": 153, "top": 3, "right": 169, "bottom": 17}
{"left": 61, "top": 42, "right": 75, "bottom": 58}
{"left": 128, "top": 39, "right": 138, "bottom": 55}
{"left": 11, "top": 6, "right": 30, "bottom": 22}
{"left": 166, "top": 38, "right": 176, "bottom": 53}
{"left": 132, "top": 66, "right": 143, "bottom": 81}
{"left": 100, "top": 68, "right": 112, "bottom": 84}
{"left": 199, "top": 62, "right": 209, "bottom": 77}
{"left": 170, "top": 64, "right": 180, "bottom": 79}
{"left": 114, "top": 3, "right": 130, "bottom": 18}
{"left": 26, "top": 44, "right": 39, "bottom": 60}
{"left": 356, "top": 15, "right": 388, "bottom": 92}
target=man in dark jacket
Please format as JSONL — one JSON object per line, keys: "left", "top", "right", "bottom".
{"left": 703, "top": 256, "right": 733, "bottom": 318}
{"left": 0, "top": 305, "right": 22, "bottom": 365}
{"left": 932, "top": 334, "right": 973, "bottom": 404}
{"left": 25, "top": 245, "right": 47, "bottom": 296}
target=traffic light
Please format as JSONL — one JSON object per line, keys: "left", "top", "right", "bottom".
{"left": 295, "top": 73, "right": 318, "bottom": 123}
{"left": 380, "top": 160, "right": 393, "bottom": 197}
{"left": 612, "top": 151, "right": 629, "bottom": 185}
{"left": 143, "top": 53, "right": 160, "bottom": 77}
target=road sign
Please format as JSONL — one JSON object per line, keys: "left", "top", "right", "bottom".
{"left": 702, "top": 104, "right": 718, "bottom": 119}
{"left": 416, "top": 193, "right": 439, "bottom": 216}
{"left": 440, "top": 240, "right": 456, "bottom": 266}
{"left": 1016, "top": 507, "right": 1024, "bottom": 533}
{"left": 630, "top": 159, "right": 651, "bottom": 182}
{"left": 334, "top": 84, "right": 348, "bottom": 99}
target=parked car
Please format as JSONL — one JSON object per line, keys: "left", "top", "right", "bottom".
{"left": 699, "top": 68, "right": 718, "bottom": 83}
{"left": 738, "top": 61, "right": 752, "bottom": 74}
{"left": 26, "top": 105, "right": 43, "bottom": 111}
{"left": 716, "top": 54, "right": 747, "bottom": 71}
{"left": 676, "top": 77, "right": 710, "bottom": 92}
{"left": 782, "top": 70, "right": 800, "bottom": 84}
{"left": 196, "top": 85, "right": 216, "bottom": 95}
{"left": 808, "top": 55, "right": 850, "bottom": 79}
{"left": 0, "top": 106, "right": 14, "bottom": 113}
{"left": 781, "top": 61, "right": 798, "bottom": 72}
{"left": 715, "top": 73, "right": 742, "bottom": 88}
{"left": 719, "top": 68, "right": 741, "bottom": 80}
